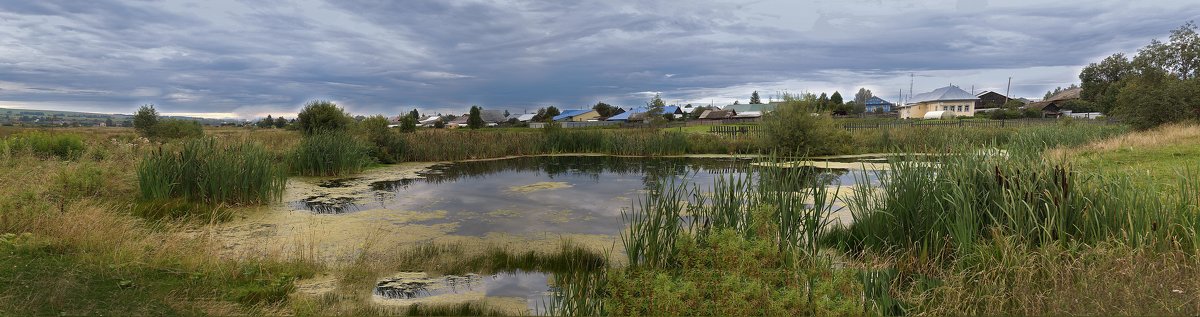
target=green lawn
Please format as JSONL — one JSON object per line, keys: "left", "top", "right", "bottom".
{"left": 1070, "top": 137, "right": 1200, "bottom": 186}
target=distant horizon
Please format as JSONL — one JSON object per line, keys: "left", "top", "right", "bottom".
{"left": 1, "top": 1, "right": 1197, "bottom": 119}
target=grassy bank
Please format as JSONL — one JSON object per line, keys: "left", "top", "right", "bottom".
{"left": 0, "top": 134, "right": 320, "bottom": 315}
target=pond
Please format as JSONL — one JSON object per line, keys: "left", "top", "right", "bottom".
{"left": 223, "top": 155, "right": 885, "bottom": 314}
{"left": 288, "top": 155, "right": 878, "bottom": 238}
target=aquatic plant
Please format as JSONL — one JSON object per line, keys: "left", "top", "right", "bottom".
{"left": 834, "top": 150, "right": 1200, "bottom": 262}
{"left": 138, "top": 137, "right": 286, "bottom": 205}
{"left": 288, "top": 130, "right": 372, "bottom": 176}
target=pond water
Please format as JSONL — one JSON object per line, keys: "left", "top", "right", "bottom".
{"left": 289, "top": 156, "right": 878, "bottom": 237}
{"left": 374, "top": 271, "right": 552, "bottom": 313}
{"left": 273, "top": 155, "right": 886, "bottom": 313}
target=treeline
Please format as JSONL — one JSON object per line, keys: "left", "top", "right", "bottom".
{"left": 1080, "top": 22, "right": 1200, "bottom": 129}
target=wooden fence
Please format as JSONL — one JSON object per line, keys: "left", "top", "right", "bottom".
{"left": 840, "top": 118, "right": 1119, "bottom": 132}
{"left": 708, "top": 125, "right": 761, "bottom": 137}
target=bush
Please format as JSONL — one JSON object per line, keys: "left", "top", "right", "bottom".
{"left": 296, "top": 100, "right": 353, "bottom": 135}
{"left": 139, "top": 138, "right": 286, "bottom": 205}
{"left": 133, "top": 105, "right": 159, "bottom": 137}
{"left": 152, "top": 119, "right": 204, "bottom": 139}
{"left": 760, "top": 94, "right": 852, "bottom": 155}
{"left": 357, "top": 115, "right": 406, "bottom": 163}
{"left": 6, "top": 132, "right": 86, "bottom": 160}
{"left": 289, "top": 131, "right": 372, "bottom": 176}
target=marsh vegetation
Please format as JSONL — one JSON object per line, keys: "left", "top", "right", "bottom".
{"left": 0, "top": 98, "right": 1195, "bottom": 315}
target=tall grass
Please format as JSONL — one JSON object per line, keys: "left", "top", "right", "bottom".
{"left": 833, "top": 150, "right": 1200, "bottom": 262}
{"left": 5, "top": 131, "right": 86, "bottom": 160}
{"left": 395, "top": 129, "right": 756, "bottom": 162}
{"left": 138, "top": 138, "right": 286, "bottom": 205}
{"left": 289, "top": 130, "right": 372, "bottom": 176}
{"left": 850, "top": 122, "right": 1127, "bottom": 154}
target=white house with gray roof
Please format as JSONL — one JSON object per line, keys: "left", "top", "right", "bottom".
{"left": 897, "top": 85, "right": 979, "bottom": 119}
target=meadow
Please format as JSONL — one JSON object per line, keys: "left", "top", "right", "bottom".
{"left": 0, "top": 119, "right": 1194, "bottom": 316}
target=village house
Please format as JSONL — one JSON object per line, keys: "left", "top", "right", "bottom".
{"left": 1022, "top": 87, "right": 1081, "bottom": 118}
{"left": 863, "top": 96, "right": 895, "bottom": 113}
{"left": 897, "top": 85, "right": 979, "bottom": 119}
{"left": 552, "top": 109, "right": 601, "bottom": 122}
{"left": 975, "top": 90, "right": 1017, "bottom": 109}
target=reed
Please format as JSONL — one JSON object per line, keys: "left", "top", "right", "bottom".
{"left": 288, "top": 130, "right": 372, "bottom": 176}
{"left": 833, "top": 150, "right": 1200, "bottom": 262}
{"left": 138, "top": 138, "right": 286, "bottom": 205}
{"left": 394, "top": 129, "right": 753, "bottom": 162}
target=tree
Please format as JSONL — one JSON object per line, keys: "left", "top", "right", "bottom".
{"left": 408, "top": 109, "right": 419, "bottom": 120}
{"left": 104, "top": 118, "right": 114, "bottom": 127}
{"left": 400, "top": 116, "right": 417, "bottom": 132}
{"left": 467, "top": 106, "right": 485, "bottom": 129}
{"left": 644, "top": 94, "right": 667, "bottom": 126}
{"left": 133, "top": 105, "right": 159, "bottom": 137}
{"left": 592, "top": 102, "right": 620, "bottom": 117}
{"left": 503, "top": 109, "right": 510, "bottom": 118}
{"left": 274, "top": 117, "right": 288, "bottom": 128}
{"left": 257, "top": 115, "right": 275, "bottom": 128}
{"left": 733, "top": 100, "right": 740, "bottom": 105}
{"left": 296, "top": 100, "right": 353, "bottom": 135}
{"left": 1113, "top": 70, "right": 1198, "bottom": 130}
{"left": 542, "top": 106, "right": 561, "bottom": 122}
{"left": 853, "top": 88, "right": 874, "bottom": 106}
{"left": 750, "top": 91, "right": 762, "bottom": 104}
{"left": 433, "top": 119, "right": 446, "bottom": 129}
{"left": 1080, "top": 54, "right": 1135, "bottom": 114}
{"left": 817, "top": 93, "right": 829, "bottom": 110}
{"left": 830, "top": 91, "right": 844, "bottom": 106}
{"left": 1133, "top": 21, "right": 1200, "bottom": 80}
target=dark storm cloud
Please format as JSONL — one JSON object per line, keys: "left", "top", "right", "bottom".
{"left": 0, "top": 0, "right": 1197, "bottom": 117}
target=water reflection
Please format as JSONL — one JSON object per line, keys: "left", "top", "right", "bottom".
{"left": 289, "top": 156, "right": 879, "bottom": 237}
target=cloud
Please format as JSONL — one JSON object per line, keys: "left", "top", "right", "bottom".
{"left": 0, "top": 0, "right": 1197, "bottom": 117}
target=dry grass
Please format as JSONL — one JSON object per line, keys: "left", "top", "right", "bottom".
{"left": 1049, "top": 123, "right": 1200, "bottom": 159}
{"left": 907, "top": 239, "right": 1200, "bottom": 316}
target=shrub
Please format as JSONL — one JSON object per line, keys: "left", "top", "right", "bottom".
{"left": 296, "top": 100, "right": 353, "bottom": 135}
{"left": 152, "top": 119, "right": 204, "bottom": 139}
{"left": 138, "top": 138, "right": 286, "bottom": 205}
{"left": 358, "top": 115, "right": 405, "bottom": 163}
{"left": 133, "top": 105, "right": 159, "bottom": 137}
{"left": 760, "top": 94, "right": 852, "bottom": 155}
{"left": 289, "top": 131, "right": 372, "bottom": 176}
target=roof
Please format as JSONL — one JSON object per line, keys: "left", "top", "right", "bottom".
{"left": 662, "top": 106, "right": 682, "bottom": 114}
{"left": 906, "top": 85, "right": 978, "bottom": 105}
{"left": 1044, "top": 87, "right": 1082, "bottom": 102}
{"left": 864, "top": 96, "right": 894, "bottom": 106}
{"left": 515, "top": 113, "right": 537, "bottom": 122}
{"left": 733, "top": 111, "right": 762, "bottom": 118}
{"left": 723, "top": 103, "right": 779, "bottom": 113}
{"left": 699, "top": 109, "right": 737, "bottom": 120}
{"left": 551, "top": 109, "right": 595, "bottom": 121}
{"left": 606, "top": 107, "right": 647, "bottom": 121}
{"left": 479, "top": 109, "right": 508, "bottom": 123}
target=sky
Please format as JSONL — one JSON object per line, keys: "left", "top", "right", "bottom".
{"left": 0, "top": 0, "right": 1197, "bottom": 119}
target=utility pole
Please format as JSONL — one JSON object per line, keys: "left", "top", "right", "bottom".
{"left": 1005, "top": 77, "right": 1012, "bottom": 104}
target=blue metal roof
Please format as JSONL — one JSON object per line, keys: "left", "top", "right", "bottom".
{"left": 864, "top": 96, "right": 893, "bottom": 106}
{"left": 551, "top": 109, "right": 591, "bottom": 121}
{"left": 606, "top": 107, "right": 647, "bottom": 121}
